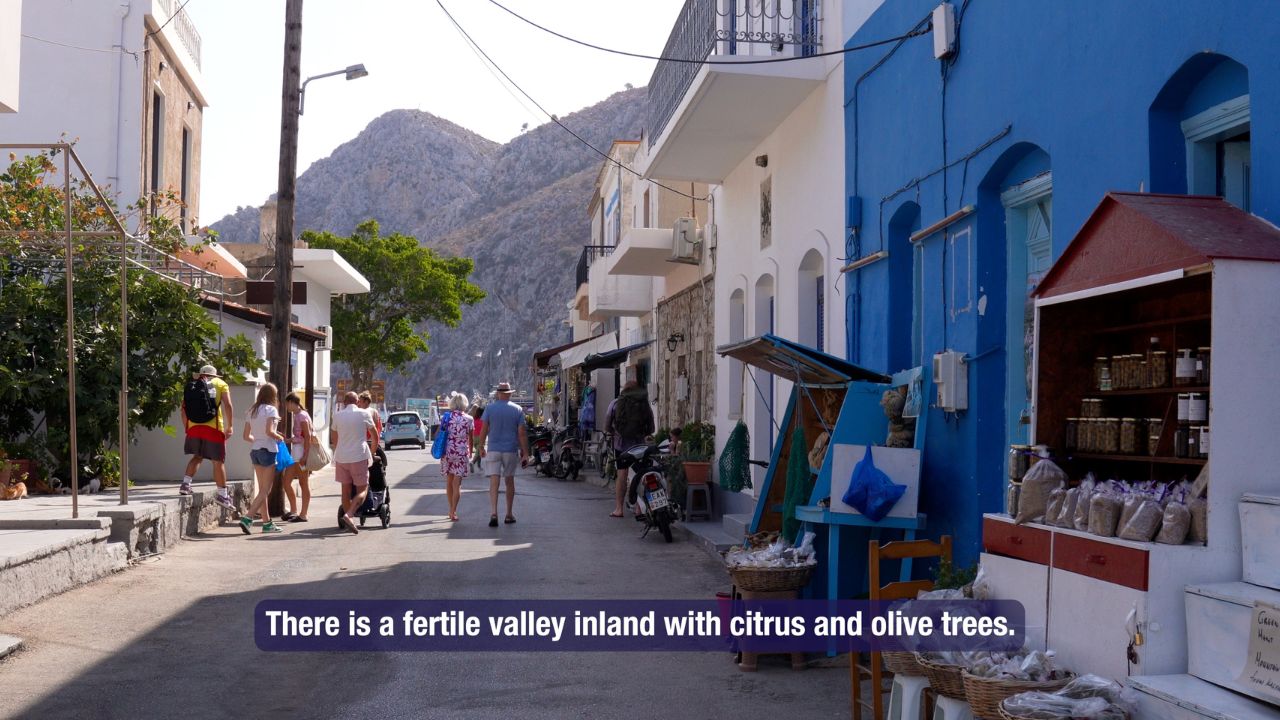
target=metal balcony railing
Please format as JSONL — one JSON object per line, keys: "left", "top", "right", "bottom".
{"left": 577, "top": 244, "right": 615, "bottom": 288}
{"left": 647, "top": 0, "right": 821, "bottom": 148}
{"left": 154, "top": 0, "right": 203, "bottom": 70}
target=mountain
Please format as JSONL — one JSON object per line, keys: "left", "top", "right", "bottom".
{"left": 211, "top": 87, "right": 647, "bottom": 401}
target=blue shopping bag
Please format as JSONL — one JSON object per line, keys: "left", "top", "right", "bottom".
{"left": 431, "top": 411, "right": 451, "bottom": 459}
{"left": 841, "top": 445, "right": 907, "bottom": 522}
{"left": 275, "top": 440, "right": 295, "bottom": 472}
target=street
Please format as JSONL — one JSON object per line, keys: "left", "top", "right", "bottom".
{"left": 0, "top": 449, "right": 847, "bottom": 720}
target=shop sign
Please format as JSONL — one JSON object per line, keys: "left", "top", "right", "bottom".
{"left": 1239, "top": 600, "right": 1280, "bottom": 701}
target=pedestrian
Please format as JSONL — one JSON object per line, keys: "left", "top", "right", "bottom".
{"left": 441, "top": 393, "right": 475, "bottom": 522}
{"left": 607, "top": 380, "right": 654, "bottom": 518}
{"left": 281, "top": 393, "right": 313, "bottom": 522}
{"left": 470, "top": 403, "right": 485, "bottom": 473}
{"left": 178, "top": 364, "right": 236, "bottom": 510}
{"left": 332, "top": 391, "right": 375, "bottom": 534}
{"left": 475, "top": 382, "right": 528, "bottom": 527}
{"left": 239, "top": 382, "right": 285, "bottom": 534}
{"left": 357, "top": 390, "right": 386, "bottom": 467}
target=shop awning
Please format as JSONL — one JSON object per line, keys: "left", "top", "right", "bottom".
{"left": 557, "top": 332, "right": 619, "bottom": 369}
{"left": 532, "top": 335, "right": 601, "bottom": 369}
{"left": 582, "top": 340, "right": 653, "bottom": 373}
{"left": 716, "top": 334, "right": 890, "bottom": 386}
{"left": 1036, "top": 192, "right": 1280, "bottom": 301}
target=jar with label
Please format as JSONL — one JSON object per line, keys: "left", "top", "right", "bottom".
{"left": 1197, "top": 346, "right": 1211, "bottom": 385}
{"left": 1094, "top": 357, "right": 1110, "bottom": 391}
{"left": 1100, "top": 366, "right": 1113, "bottom": 392}
{"left": 1104, "top": 418, "right": 1120, "bottom": 454}
{"left": 1150, "top": 351, "right": 1169, "bottom": 387}
{"left": 1064, "top": 418, "right": 1079, "bottom": 452}
{"left": 1188, "top": 392, "right": 1208, "bottom": 423}
{"left": 1175, "top": 348, "right": 1197, "bottom": 386}
{"left": 1175, "top": 422, "right": 1190, "bottom": 458}
{"left": 1177, "top": 393, "right": 1190, "bottom": 423}
{"left": 1148, "top": 418, "right": 1164, "bottom": 456}
{"left": 1187, "top": 426, "right": 1200, "bottom": 458}
{"left": 1199, "top": 426, "right": 1210, "bottom": 458}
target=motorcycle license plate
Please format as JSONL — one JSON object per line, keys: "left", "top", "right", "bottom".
{"left": 646, "top": 488, "right": 669, "bottom": 509}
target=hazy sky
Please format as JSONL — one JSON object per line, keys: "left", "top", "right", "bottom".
{"left": 189, "top": 0, "right": 685, "bottom": 223}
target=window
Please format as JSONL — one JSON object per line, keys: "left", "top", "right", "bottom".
{"left": 1001, "top": 170, "right": 1053, "bottom": 448}
{"left": 180, "top": 127, "right": 191, "bottom": 232}
{"left": 1183, "top": 97, "right": 1251, "bottom": 211}
{"left": 728, "top": 290, "right": 746, "bottom": 418}
{"left": 643, "top": 189, "right": 651, "bottom": 228}
{"left": 150, "top": 90, "right": 164, "bottom": 215}
{"left": 760, "top": 176, "right": 772, "bottom": 249}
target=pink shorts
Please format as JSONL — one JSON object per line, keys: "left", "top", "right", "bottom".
{"left": 334, "top": 460, "right": 370, "bottom": 487}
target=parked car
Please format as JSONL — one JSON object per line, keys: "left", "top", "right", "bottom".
{"left": 381, "top": 411, "right": 427, "bottom": 450}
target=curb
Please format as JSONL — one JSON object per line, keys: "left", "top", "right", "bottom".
{"left": 0, "top": 634, "right": 22, "bottom": 660}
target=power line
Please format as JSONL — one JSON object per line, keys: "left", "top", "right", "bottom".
{"left": 148, "top": 0, "right": 196, "bottom": 38}
{"left": 437, "top": 0, "right": 710, "bottom": 202}
{"left": 23, "top": 34, "right": 138, "bottom": 58}
{"left": 485, "top": 0, "right": 931, "bottom": 65}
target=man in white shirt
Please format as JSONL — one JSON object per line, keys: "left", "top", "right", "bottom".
{"left": 331, "top": 391, "right": 375, "bottom": 534}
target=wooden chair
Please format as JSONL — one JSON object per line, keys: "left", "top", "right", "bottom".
{"left": 851, "top": 535, "right": 953, "bottom": 720}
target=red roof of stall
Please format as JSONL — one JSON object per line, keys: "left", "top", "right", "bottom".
{"left": 1036, "top": 193, "right": 1280, "bottom": 299}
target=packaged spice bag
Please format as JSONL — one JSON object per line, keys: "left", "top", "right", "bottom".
{"left": 1072, "top": 475, "right": 1096, "bottom": 531}
{"left": 1089, "top": 488, "right": 1123, "bottom": 537}
{"left": 1045, "top": 488, "right": 1066, "bottom": 528}
{"left": 1014, "top": 459, "right": 1068, "bottom": 525}
{"left": 1189, "top": 496, "right": 1208, "bottom": 544}
{"left": 1056, "top": 487, "right": 1080, "bottom": 528}
{"left": 1156, "top": 502, "right": 1191, "bottom": 544}
{"left": 1118, "top": 499, "right": 1163, "bottom": 541}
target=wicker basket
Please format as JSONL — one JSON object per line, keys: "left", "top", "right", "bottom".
{"left": 882, "top": 651, "right": 927, "bottom": 676}
{"left": 964, "top": 672, "right": 1073, "bottom": 720}
{"left": 915, "top": 653, "right": 967, "bottom": 700}
{"left": 727, "top": 564, "right": 814, "bottom": 592}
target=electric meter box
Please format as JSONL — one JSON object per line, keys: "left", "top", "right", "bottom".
{"left": 932, "top": 350, "right": 968, "bottom": 411}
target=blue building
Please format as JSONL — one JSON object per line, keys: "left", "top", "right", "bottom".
{"left": 842, "top": 0, "right": 1277, "bottom": 563}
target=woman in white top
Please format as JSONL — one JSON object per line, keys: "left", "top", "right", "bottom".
{"left": 240, "top": 382, "right": 285, "bottom": 534}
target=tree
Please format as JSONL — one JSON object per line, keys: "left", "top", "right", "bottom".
{"left": 0, "top": 149, "right": 264, "bottom": 479}
{"left": 303, "top": 220, "right": 485, "bottom": 384}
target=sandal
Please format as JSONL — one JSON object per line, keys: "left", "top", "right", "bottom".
{"left": 291, "top": 516, "right": 308, "bottom": 523}
{"left": 609, "top": 511, "right": 624, "bottom": 518}
{"left": 504, "top": 516, "right": 516, "bottom": 524}
{"left": 281, "top": 512, "right": 299, "bottom": 522}
{"left": 489, "top": 515, "right": 498, "bottom": 527}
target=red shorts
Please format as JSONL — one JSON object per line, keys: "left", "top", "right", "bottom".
{"left": 334, "top": 460, "right": 369, "bottom": 487}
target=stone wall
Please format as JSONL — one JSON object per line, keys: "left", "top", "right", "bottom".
{"left": 653, "top": 275, "right": 716, "bottom": 432}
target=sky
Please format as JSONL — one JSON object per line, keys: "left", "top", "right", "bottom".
{"left": 189, "top": 0, "right": 686, "bottom": 223}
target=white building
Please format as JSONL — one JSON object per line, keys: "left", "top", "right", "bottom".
{"left": 0, "top": 0, "right": 20, "bottom": 113}
{"left": 641, "top": 0, "right": 883, "bottom": 512}
{"left": 0, "top": 0, "right": 207, "bottom": 231}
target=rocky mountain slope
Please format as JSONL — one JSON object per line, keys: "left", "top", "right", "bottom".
{"left": 211, "top": 87, "right": 647, "bottom": 400}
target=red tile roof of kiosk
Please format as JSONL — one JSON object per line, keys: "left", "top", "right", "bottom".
{"left": 1035, "top": 193, "right": 1280, "bottom": 299}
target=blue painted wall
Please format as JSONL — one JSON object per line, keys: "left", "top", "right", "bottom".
{"left": 842, "top": 0, "right": 1280, "bottom": 564}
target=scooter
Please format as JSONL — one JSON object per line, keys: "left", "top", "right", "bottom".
{"left": 617, "top": 444, "right": 676, "bottom": 543}
{"left": 548, "top": 424, "right": 582, "bottom": 481}
{"left": 528, "top": 424, "right": 553, "bottom": 473}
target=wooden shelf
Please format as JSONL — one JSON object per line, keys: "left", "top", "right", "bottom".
{"left": 1071, "top": 452, "right": 1206, "bottom": 466}
{"left": 1094, "top": 314, "right": 1211, "bottom": 334}
{"left": 1085, "top": 385, "right": 1209, "bottom": 397}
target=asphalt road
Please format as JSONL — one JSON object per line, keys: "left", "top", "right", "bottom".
{"left": 0, "top": 447, "right": 849, "bottom": 720}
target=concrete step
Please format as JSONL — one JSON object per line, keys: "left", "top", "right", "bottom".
{"left": 1184, "top": 581, "right": 1280, "bottom": 704}
{"left": 722, "top": 513, "right": 752, "bottom": 542}
{"left": 0, "top": 526, "right": 128, "bottom": 616}
{"left": 679, "top": 520, "right": 741, "bottom": 560}
{"left": 1128, "top": 674, "right": 1279, "bottom": 720}
{"left": 1240, "top": 494, "right": 1280, "bottom": 590}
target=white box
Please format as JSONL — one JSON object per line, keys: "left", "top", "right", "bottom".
{"left": 1240, "top": 494, "right": 1280, "bottom": 590}
{"left": 828, "top": 444, "right": 920, "bottom": 520}
{"left": 1185, "top": 581, "right": 1280, "bottom": 705}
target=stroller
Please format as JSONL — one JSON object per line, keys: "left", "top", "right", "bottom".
{"left": 337, "top": 447, "right": 391, "bottom": 529}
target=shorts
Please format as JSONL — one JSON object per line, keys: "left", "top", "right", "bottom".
{"left": 184, "top": 436, "right": 226, "bottom": 463}
{"left": 483, "top": 451, "right": 520, "bottom": 478}
{"left": 291, "top": 443, "right": 307, "bottom": 467}
{"left": 334, "top": 460, "right": 370, "bottom": 487}
{"left": 250, "top": 448, "right": 277, "bottom": 468}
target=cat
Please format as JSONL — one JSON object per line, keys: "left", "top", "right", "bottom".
{"left": 1, "top": 481, "right": 28, "bottom": 500}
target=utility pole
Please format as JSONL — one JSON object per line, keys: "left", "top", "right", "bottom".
{"left": 269, "top": 0, "right": 304, "bottom": 516}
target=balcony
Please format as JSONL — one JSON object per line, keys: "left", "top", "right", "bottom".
{"left": 608, "top": 227, "right": 678, "bottom": 277}
{"left": 154, "top": 0, "right": 202, "bottom": 70}
{"left": 586, "top": 246, "right": 652, "bottom": 320}
{"left": 645, "top": 0, "right": 825, "bottom": 183}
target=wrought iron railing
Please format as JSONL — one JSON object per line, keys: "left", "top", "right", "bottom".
{"left": 154, "top": 0, "right": 203, "bottom": 70}
{"left": 577, "top": 244, "right": 615, "bottom": 288}
{"left": 647, "top": 0, "right": 822, "bottom": 148}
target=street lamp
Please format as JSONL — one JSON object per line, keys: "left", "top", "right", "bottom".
{"left": 298, "top": 63, "right": 369, "bottom": 115}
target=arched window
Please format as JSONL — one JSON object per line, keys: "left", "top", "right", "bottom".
{"left": 797, "top": 249, "right": 825, "bottom": 351}
{"left": 728, "top": 289, "right": 746, "bottom": 418}
{"left": 1150, "top": 53, "right": 1251, "bottom": 210}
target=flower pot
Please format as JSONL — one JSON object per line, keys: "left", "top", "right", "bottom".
{"left": 683, "top": 460, "right": 711, "bottom": 485}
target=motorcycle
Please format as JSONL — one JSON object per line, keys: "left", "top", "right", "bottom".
{"left": 528, "top": 424, "right": 553, "bottom": 472}
{"left": 617, "top": 444, "right": 676, "bottom": 543}
{"left": 531, "top": 424, "right": 581, "bottom": 480}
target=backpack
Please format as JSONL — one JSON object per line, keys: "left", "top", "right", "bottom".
{"left": 183, "top": 376, "right": 219, "bottom": 424}
{"left": 613, "top": 393, "right": 651, "bottom": 440}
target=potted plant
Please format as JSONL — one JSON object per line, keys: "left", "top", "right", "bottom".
{"left": 680, "top": 421, "right": 716, "bottom": 485}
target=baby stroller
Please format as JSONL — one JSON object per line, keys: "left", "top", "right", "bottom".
{"left": 338, "top": 447, "right": 391, "bottom": 529}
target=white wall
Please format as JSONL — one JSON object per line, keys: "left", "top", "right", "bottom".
{"left": 0, "top": 0, "right": 20, "bottom": 113}
{"left": 130, "top": 383, "right": 257, "bottom": 483}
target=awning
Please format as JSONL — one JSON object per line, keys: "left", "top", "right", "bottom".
{"left": 557, "top": 332, "right": 619, "bottom": 369}
{"left": 533, "top": 335, "right": 601, "bottom": 369}
{"left": 582, "top": 340, "right": 653, "bottom": 373}
{"left": 716, "top": 334, "right": 890, "bottom": 386}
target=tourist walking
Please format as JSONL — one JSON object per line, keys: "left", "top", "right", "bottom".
{"left": 239, "top": 383, "right": 285, "bottom": 534}
{"left": 476, "top": 382, "right": 528, "bottom": 527}
{"left": 441, "top": 393, "right": 475, "bottom": 522}
{"left": 281, "top": 393, "right": 314, "bottom": 522}
{"left": 607, "top": 381, "right": 654, "bottom": 518}
{"left": 470, "top": 403, "right": 485, "bottom": 473}
{"left": 178, "top": 364, "right": 235, "bottom": 509}
{"left": 332, "top": 391, "right": 375, "bottom": 534}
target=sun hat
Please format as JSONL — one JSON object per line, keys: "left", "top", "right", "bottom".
{"left": 495, "top": 382, "right": 514, "bottom": 394}
{"left": 198, "top": 364, "right": 220, "bottom": 377}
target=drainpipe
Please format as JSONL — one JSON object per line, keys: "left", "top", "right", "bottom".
{"left": 111, "top": 2, "right": 132, "bottom": 196}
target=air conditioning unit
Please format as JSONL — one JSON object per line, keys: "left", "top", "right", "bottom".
{"left": 315, "top": 325, "right": 334, "bottom": 351}
{"left": 670, "top": 217, "right": 701, "bottom": 265}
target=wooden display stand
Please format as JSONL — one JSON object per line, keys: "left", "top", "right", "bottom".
{"left": 736, "top": 588, "right": 806, "bottom": 672}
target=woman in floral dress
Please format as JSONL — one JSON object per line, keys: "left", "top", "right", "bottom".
{"left": 441, "top": 393, "right": 475, "bottom": 522}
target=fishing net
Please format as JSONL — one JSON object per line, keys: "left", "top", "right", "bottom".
{"left": 782, "top": 421, "right": 812, "bottom": 542}
{"left": 717, "top": 419, "right": 752, "bottom": 492}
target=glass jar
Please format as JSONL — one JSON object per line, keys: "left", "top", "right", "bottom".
{"left": 1150, "top": 351, "right": 1169, "bottom": 387}
{"left": 1119, "top": 418, "right": 1138, "bottom": 455}
{"left": 1187, "top": 426, "right": 1200, "bottom": 458}
{"left": 1175, "top": 422, "right": 1190, "bottom": 458}
{"left": 1100, "top": 366, "right": 1113, "bottom": 392}
{"left": 1138, "top": 360, "right": 1149, "bottom": 390}
{"left": 1104, "top": 418, "right": 1120, "bottom": 454}
{"left": 1175, "top": 348, "right": 1197, "bottom": 386}
{"left": 1197, "top": 346, "right": 1211, "bottom": 385}
{"left": 1199, "top": 426, "right": 1210, "bottom": 458}
{"left": 1188, "top": 393, "right": 1208, "bottom": 423}
{"left": 1065, "top": 418, "right": 1079, "bottom": 453}
{"left": 1009, "top": 445, "right": 1031, "bottom": 482}
{"left": 1148, "top": 418, "right": 1164, "bottom": 456}
{"left": 1094, "top": 357, "right": 1110, "bottom": 391}
{"left": 1007, "top": 480, "right": 1021, "bottom": 518}
{"left": 1177, "top": 393, "right": 1190, "bottom": 423}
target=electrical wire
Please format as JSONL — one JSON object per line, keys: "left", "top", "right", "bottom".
{"left": 485, "top": 0, "right": 931, "bottom": 65}
{"left": 22, "top": 34, "right": 138, "bottom": 59}
{"left": 437, "top": 0, "right": 710, "bottom": 202}
{"left": 148, "top": 0, "right": 196, "bottom": 38}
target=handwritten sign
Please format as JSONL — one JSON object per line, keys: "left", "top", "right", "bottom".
{"left": 1239, "top": 600, "right": 1280, "bottom": 701}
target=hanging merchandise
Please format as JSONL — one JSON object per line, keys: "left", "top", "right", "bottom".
{"left": 781, "top": 422, "right": 811, "bottom": 542}
{"left": 842, "top": 445, "right": 907, "bottom": 523}
{"left": 718, "top": 419, "right": 752, "bottom": 492}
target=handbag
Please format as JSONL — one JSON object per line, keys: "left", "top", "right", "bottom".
{"left": 274, "top": 440, "right": 295, "bottom": 473}
{"left": 431, "top": 412, "right": 451, "bottom": 460}
{"left": 305, "top": 435, "right": 331, "bottom": 472}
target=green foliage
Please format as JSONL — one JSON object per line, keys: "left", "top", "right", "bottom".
{"left": 932, "top": 558, "right": 978, "bottom": 590}
{"left": 303, "top": 220, "right": 485, "bottom": 383}
{"left": 680, "top": 421, "right": 716, "bottom": 461}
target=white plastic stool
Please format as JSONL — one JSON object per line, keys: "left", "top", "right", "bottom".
{"left": 931, "top": 695, "right": 973, "bottom": 720}
{"left": 887, "top": 674, "right": 930, "bottom": 720}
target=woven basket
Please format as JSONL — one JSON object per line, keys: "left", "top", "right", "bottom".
{"left": 965, "top": 672, "right": 1073, "bottom": 720}
{"left": 882, "top": 651, "right": 927, "bottom": 676}
{"left": 915, "top": 653, "right": 967, "bottom": 700}
{"left": 727, "top": 564, "right": 814, "bottom": 592}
